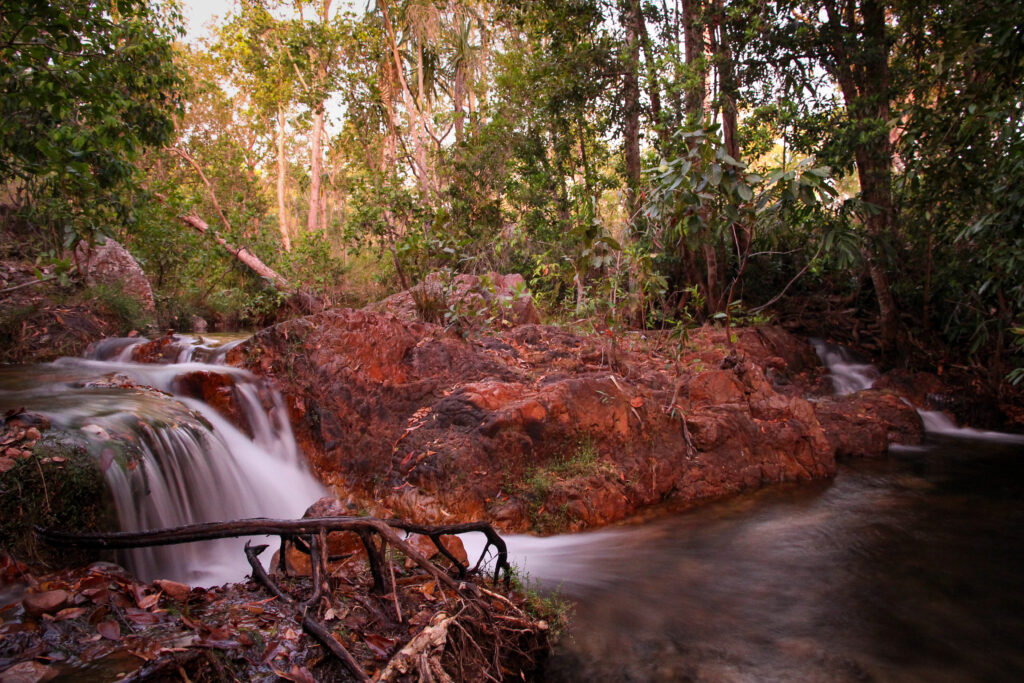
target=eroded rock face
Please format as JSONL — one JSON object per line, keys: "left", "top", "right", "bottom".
{"left": 74, "top": 237, "right": 156, "bottom": 313}
{"left": 226, "top": 305, "right": 909, "bottom": 533}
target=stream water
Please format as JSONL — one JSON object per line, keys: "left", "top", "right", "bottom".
{"left": 507, "top": 342, "right": 1024, "bottom": 682}
{"left": 3, "top": 335, "right": 1022, "bottom": 680}
{"left": 0, "top": 334, "right": 325, "bottom": 586}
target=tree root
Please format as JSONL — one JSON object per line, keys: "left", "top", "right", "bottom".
{"left": 36, "top": 516, "right": 534, "bottom": 681}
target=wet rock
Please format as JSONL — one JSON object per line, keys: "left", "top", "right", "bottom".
{"left": 231, "top": 301, "right": 857, "bottom": 533}
{"left": 813, "top": 390, "right": 924, "bottom": 458}
{"left": 74, "top": 237, "right": 155, "bottom": 313}
{"left": 173, "top": 371, "right": 250, "bottom": 436}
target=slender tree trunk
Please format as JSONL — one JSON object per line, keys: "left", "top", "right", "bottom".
{"left": 379, "top": 0, "right": 432, "bottom": 196}
{"left": 308, "top": 106, "right": 324, "bottom": 232}
{"left": 454, "top": 64, "right": 466, "bottom": 143}
{"left": 276, "top": 106, "right": 291, "bottom": 251}
{"left": 681, "top": 0, "right": 705, "bottom": 123}
{"left": 622, "top": 0, "right": 643, "bottom": 222}
{"left": 825, "top": 0, "right": 898, "bottom": 348}
{"left": 709, "top": 1, "right": 739, "bottom": 159}
{"left": 637, "top": 0, "right": 668, "bottom": 151}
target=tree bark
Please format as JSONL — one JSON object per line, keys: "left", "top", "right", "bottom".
{"left": 824, "top": 0, "right": 898, "bottom": 348}
{"left": 308, "top": 106, "right": 325, "bottom": 232}
{"left": 622, "top": 0, "right": 643, "bottom": 222}
{"left": 681, "top": 0, "right": 706, "bottom": 123}
{"left": 276, "top": 106, "right": 291, "bottom": 251}
{"left": 178, "top": 211, "right": 291, "bottom": 291}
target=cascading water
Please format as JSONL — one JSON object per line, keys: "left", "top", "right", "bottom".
{"left": 808, "top": 337, "right": 880, "bottom": 394}
{"left": 811, "top": 338, "right": 1024, "bottom": 443}
{"left": 0, "top": 334, "right": 325, "bottom": 586}
{"left": 487, "top": 337, "right": 1024, "bottom": 681}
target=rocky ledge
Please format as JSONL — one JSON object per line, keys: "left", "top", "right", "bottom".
{"left": 224, "top": 277, "right": 923, "bottom": 533}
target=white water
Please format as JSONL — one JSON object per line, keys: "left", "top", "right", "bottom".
{"left": 811, "top": 338, "right": 1024, "bottom": 443}
{"left": 0, "top": 335, "right": 325, "bottom": 586}
{"left": 809, "top": 337, "right": 880, "bottom": 394}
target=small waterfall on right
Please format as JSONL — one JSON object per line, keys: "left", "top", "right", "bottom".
{"left": 809, "top": 338, "right": 879, "bottom": 394}
{"left": 811, "top": 338, "right": 1024, "bottom": 443}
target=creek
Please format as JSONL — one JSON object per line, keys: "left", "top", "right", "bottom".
{"left": 515, "top": 342, "right": 1024, "bottom": 681}
{"left": 2, "top": 336, "right": 1022, "bottom": 680}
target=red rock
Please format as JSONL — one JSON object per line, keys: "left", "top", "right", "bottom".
{"left": 229, "top": 292, "right": 920, "bottom": 534}
{"left": 813, "top": 391, "right": 923, "bottom": 458}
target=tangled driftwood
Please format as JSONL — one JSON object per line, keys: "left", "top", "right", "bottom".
{"left": 36, "top": 517, "right": 539, "bottom": 682}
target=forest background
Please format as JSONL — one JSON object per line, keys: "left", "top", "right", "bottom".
{"left": 2, "top": 0, "right": 1022, "bottom": 386}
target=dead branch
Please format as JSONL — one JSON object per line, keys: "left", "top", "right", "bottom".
{"left": 36, "top": 516, "right": 525, "bottom": 680}
{"left": 245, "top": 542, "right": 369, "bottom": 682}
{"left": 177, "top": 211, "right": 292, "bottom": 292}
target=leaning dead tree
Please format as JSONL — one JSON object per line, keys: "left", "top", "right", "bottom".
{"left": 37, "top": 516, "right": 537, "bottom": 682}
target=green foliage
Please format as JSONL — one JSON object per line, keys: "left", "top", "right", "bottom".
{"left": 79, "top": 282, "right": 154, "bottom": 334}
{"left": 0, "top": 436, "right": 116, "bottom": 568}
{"left": 643, "top": 125, "right": 836, "bottom": 318}
{"left": 0, "top": 0, "right": 186, "bottom": 247}
{"left": 508, "top": 565, "right": 572, "bottom": 639}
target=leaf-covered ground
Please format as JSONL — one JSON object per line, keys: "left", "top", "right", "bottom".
{"left": 0, "top": 544, "right": 554, "bottom": 682}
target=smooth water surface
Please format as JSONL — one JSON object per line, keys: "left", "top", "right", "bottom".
{"left": 518, "top": 435, "right": 1024, "bottom": 682}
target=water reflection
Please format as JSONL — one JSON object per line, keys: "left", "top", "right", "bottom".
{"left": 516, "top": 438, "right": 1024, "bottom": 681}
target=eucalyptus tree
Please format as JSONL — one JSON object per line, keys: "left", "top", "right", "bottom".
{"left": 217, "top": 0, "right": 298, "bottom": 249}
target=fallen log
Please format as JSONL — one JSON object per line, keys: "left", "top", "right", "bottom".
{"left": 35, "top": 516, "right": 512, "bottom": 586}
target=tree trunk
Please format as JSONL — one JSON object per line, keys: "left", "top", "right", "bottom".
{"left": 622, "top": 0, "right": 643, "bottom": 222}
{"left": 825, "top": 0, "right": 898, "bottom": 348}
{"left": 276, "top": 106, "right": 291, "bottom": 251}
{"left": 308, "top": 106, "right": 324, "bottom": 232}
{"left": 709, "top": 1, "right": 739, "bottom": 159}
{"left": 681, "top": 0, "right": 705, "bottom": 123}
{"left": 636, "top": 0, "right": 668, "bottom": 152}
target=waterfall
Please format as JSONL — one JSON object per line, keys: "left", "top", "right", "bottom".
{"left": 811, "top": 338, "right": 1024, "bottom": 443}
{"left": 808, "top": 338, "right": 879, "bottom": 394}
{"left": 0, "top": 334, "right": 325, "bottom": 586}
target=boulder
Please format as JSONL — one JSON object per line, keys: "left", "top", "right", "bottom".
{"left": 74, "top": 237, "right": 156, "bottom": 313}
{"left": 813, "top": 390, "right": 924, "bottom": 458}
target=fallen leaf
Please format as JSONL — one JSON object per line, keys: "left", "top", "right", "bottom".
{"left": 96, "top": 619, "right": 121, "bottom": 641}
{"left": 22, "top": 590, "right": 69, "bottom": 617}
{"left": 136, "top": 593, "right": 159, "bottom": 610}
{"left": 272, "top": 665, "right": 316, "bottom": 683}
{"left": 630, "top": 396, "right": 644, "bottom": 408}
{"left": 362, "top": 633, "right": 397, "bottom": 658}
{"left": 0, "top": 457, "right": 15, "bottom": 472}
{"left": 124, "top": 609, "right": 161, "bottom": 626}
{"left": 153, "top": 579, "right": 190, "bottom": 602}
{"left": 54, "top": 607, "right": 87, "bottom": 621}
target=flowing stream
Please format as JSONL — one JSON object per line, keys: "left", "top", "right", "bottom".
{"left": 496, "top": 341, "right": 1024, "bottom": 681}
{"left": 4, "top": 335, "right": 1023, "bottom": 679}
{"left": 0, "top": 334, "right": 325, "bottom": 586}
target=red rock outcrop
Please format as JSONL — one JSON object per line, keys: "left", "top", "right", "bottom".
{"left": 226, "top": 302, "right": 909, "bottom": 533}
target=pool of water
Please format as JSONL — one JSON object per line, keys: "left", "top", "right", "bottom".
{"left": 515, "top": 435, "right": 1024, "bottom": 681}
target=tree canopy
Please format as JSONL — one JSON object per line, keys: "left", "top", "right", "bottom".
{"left": 3, "top": 0, "right": 1023, "bottom": 381}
